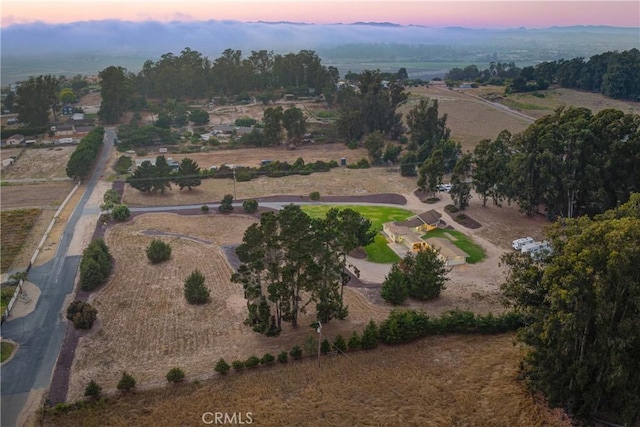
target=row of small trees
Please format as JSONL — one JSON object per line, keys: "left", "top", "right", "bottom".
{"left": 65, "top": 127, "right": 106, "bottom": 180}
{"left": 81, "top": 307, "right": 523, "bottom": 400}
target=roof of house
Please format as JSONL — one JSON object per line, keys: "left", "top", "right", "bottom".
{"left": 8, "top": 134, "right": 24, "bottom": 140}
{"left": 56, "top": 124, "right": 74, "bottom": 131}
{"left": 75, "top": 126, "right": 94, "bottom": 133}
{"left": 397, "top": 210, "right": 442, "bottom": 228}
{"left": 383, "top": 222, "right": 412, "bottom": 236}
{"left": 425, "top": 237, "right": 469, "bottom": 260}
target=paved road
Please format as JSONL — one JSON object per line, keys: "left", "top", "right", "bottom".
{"left": 1, "top": 127, "right": 115, "bottom": 427}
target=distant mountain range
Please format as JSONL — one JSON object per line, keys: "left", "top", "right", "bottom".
{"left": 1, "top": 20, "right": 638, "bottom": 85}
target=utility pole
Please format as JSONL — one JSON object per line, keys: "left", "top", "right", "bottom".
{"left": 316, "top": 321, "right": 322, "bottom": 368}
{"left": 232, "top": 167, "right": 237, "bottom": 200}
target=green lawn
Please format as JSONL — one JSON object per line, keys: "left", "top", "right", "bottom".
{"left": 301, "top": 205, "right": 413, "bottom": 263}
{"left": 422, "top": 228, "right": 486, "bottom": 264}
{"left": 1, "top": 341, "right": 15, "bottom": 363}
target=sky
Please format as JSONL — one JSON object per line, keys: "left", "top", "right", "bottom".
{"left": 2, "top": 0, "right": 639, "bottom": 28}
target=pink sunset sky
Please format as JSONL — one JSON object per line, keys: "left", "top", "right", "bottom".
{"left": 2, "top": 0, "right": 639, "bottom": 28}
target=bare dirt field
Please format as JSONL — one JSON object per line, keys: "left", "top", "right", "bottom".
{"left": 49, "top": 334, "right": 571, "bottom": 427}
{"left": 467, "top": 86, "right": 640, "bottom": 120}
{"left": 401, "top": 86, "right": 532, "bottom": 152}
{"left": 0, "top": 146, "right": 74, "bottom": 180}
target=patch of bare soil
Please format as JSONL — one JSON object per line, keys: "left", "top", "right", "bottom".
{"left": 0, "top": 147, "right": 74, "bottom": 180}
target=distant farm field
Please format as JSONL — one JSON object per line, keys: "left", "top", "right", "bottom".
{"left": 46, "top": 334, "right": 571, "bottom": 427}
{"left": 0, "top": 181, "right": 75, "bottom": 209}
{"left": 468, "top": 86, "right": 640, "bottom": 120}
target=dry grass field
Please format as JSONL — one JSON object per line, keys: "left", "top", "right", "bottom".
{"left": 47, "top": 334, "right": 571, "bottom": 427}
{"left": 67, "top": 213, "right": 394, "bottom": 401}
{"left": 0, "top": 208, "right": 42, "bottom": 272}
{"left": 67, "top": 206, "right": 544, "bottom": 402}
{"left": 131, "top": 143, "right": 369, "bottom": 170}
{"left": 0, "top": 146, "right": 74, "bottom": 180}
{"left": 123, "top": 166, "right": 418, "bottom": 206}
{"left": 467, "top": 86, "right": 640, "bottom": 120}
{"left": 0, "top": 181, "right": 75, "bottom": 210}
{"left": 401, "top": 85, "right": 532, "bottom": 152}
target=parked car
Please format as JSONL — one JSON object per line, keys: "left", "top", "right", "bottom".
{"left": 437, "top": 183, "right": 452, "bottom": 192}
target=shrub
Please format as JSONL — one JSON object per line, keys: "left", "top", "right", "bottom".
{"left": 379, "top": 310, "right": 433, "bottom": 345}
{"left": 101, "top": 189, "right": 121, "bottom": 210}
{"left": 361, "top": 320, "right": 379, "bottom": 350}
{"left": 289, "top": 346, "right": 303, "bottom": 360}
{"left": 380, "top": 264, "right": 408, "bottom": 305}
{"left": 347, "top": 331, "right": 361, "bottom": 350}
{"left": 114, "top": 155, "right": 133, "bottom": 174}
{"left": 146, "top": 239, "right": 171, "bottom": 264}
{"left": 261, "top": 353, "right": 275, "bottom": 365}
{"left": 201, "top": 205, "right": 209, "bottom": 213}
{"left": 234, "top": 170, "right": 253, "bottom": 182}
{"left": 218, "top": 194, "right": 234, "bottom": 213}
{"left": 333, "top": 335, "right": 347, "bottom": 353}
{"left": 304, "top": 335, "right": 317, "bottom": 357}
{"left": 84, "top": 380, "right": 102, "bottom": 398}
{"left": 66, "top": 300, "right": 97, "bottom": 330}
{"left": 309, "top": 191, "right": 320, "bottom": 201}
{"left": 111, "top": 204, "right": 130, "bottom": 221}
{"left": 242, "top": 199, "right": 258, "bottom": 213}
{"left": 320, "top": 338, "right": 331, "bottom": 354}
{"left": 166, "top": 367, "right": 185, "bottom": 383}
{"left": 79, "top": 238, "right": 112, "bottom": 291}
{"left": 232, "top": 360, "right": 245, "bottom": 371}
{"left": 277, "top": 351, "right": 288, "bottom": 364}
{"left": 184, "top": 269, "right": 209, "bottom": 304}
{"left": 347, "top": 140, "right": 359, "bottom": 149}
{"left": 117, "top": 372, "right": 136, "bottom": 392}
{"left": 214, "top": 358, "right": 230, "bottom": 375}
{"left": 244, "top": 355, "right": 260, "bottom": 368}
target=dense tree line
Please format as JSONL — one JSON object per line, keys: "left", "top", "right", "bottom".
{"left": 501, "top": 194, "right": 640, "bottom": 424}
{"left": 472, "top": 107, "right": 640, "bottom": 218}
{"left": 133, "top": 48, "right": 339, "bottom": 101}
{"left": 232, "top": 205, "right": 375, "bottom": 335}
{"left": 65, "top": 127, "right": 105, "bottom": 180}
{"left": 445, "top": 49, "right": 640, "bottom": 100}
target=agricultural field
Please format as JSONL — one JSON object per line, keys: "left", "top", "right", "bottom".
{"left": 0, "top": 181, "right": 75, "bottom": 210}
{"left": 47, "top": 334, "right": 571, "bottom": 427}
{"left": 0, "top": 208, "right": 42, "bottom": 272}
